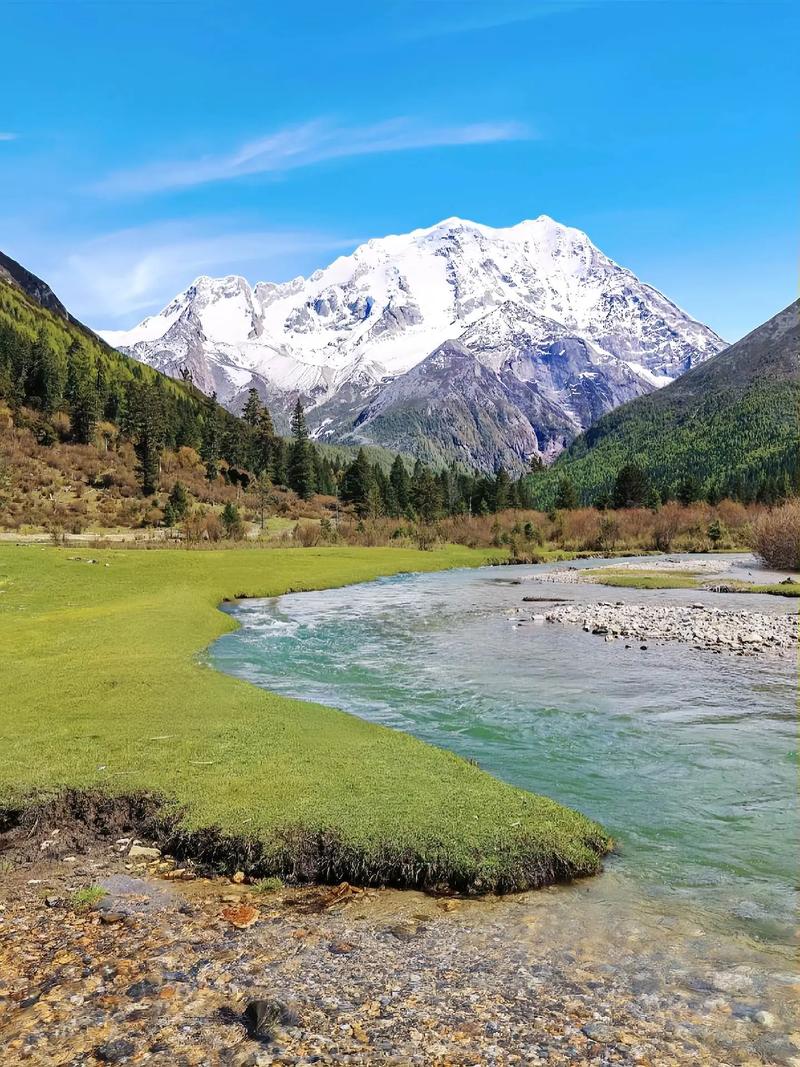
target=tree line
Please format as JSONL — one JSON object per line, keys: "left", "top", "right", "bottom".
{"left": 0, "top": 282, "right": 539, "bottom": 519}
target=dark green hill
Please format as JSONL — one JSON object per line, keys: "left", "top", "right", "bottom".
{"left": 0, "top": 259, "right": 242, "bottom": 457}
{"left": 533, "top": 301, "right": 800, "bottom": 506}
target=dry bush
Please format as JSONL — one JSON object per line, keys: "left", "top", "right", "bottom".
{"left": 293, "top": 521, "right": 322, "bottom": 547}
{"left": 749, "top": 501, "right": 800, "bottom": 570}
{"left": 560, "top": 508, "right": 601, "bottom": 550}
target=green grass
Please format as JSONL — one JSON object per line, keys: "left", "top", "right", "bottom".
{"left": 70, "top": 886, "right": 107, "bottom": 911}
{"left": 710, "top": 580, "right": 800, "bottom": 598}
{"left": 253, "top": 876, "right": 285, "bottom": 894}
{"left": 586, "top": 567, "right": 702, "bottom": 590}
{"left": 0, "top": 544, "right": 611, "bottom": 892}
{"left": 587, "top": 568, "right": 800, "bottom": 598}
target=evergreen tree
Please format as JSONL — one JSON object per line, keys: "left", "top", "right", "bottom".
{"left": 221, "top": 501, "right": 245, "bottom": 539}
{"left": 128, "top": 380, "right": 166, "bottom": 495}
{"left": 271, "top": 437, "right": 288, "bottom": 486}
{"left": 555, "top": 476, "right": 578, "bottom": 510}
{"left": 242, "top": 387, "right": 262, "bottom": 427}
{"left": 411, "top": 461, "right": 441, "bottom": 522}
{"left": 287, "top": 399, "right": 316, "bottom": 499}
{"left": 254, "top": 407, "right": 276, "bottom": 474}
{"left": 315, "top": 455, "right": 337, "bottom": 496}
{"left": 71, "top": 380, "right": 100, "bottom": 444}
{"left": 612, "top": 464, "right": 650, "bottom": 509}
{"left": 167, "top": 480, "right": 190, "bottom": 521}
{"left": 340, "top": 448, "right": 374, "bottom": 515}
{"left": 389, "top": 454, "right": 411, "bottom": 514}
{"left": 29, "top": 330, "right": 65, "bottom": 414}
{"left": 494, "top": 467, "right": 511, "bottom": 512}
{"left": 676, "top": 475, "right": 701, "bottom": 505}
{"left": 200, "top": 394, "right": 221, "bottom": 480}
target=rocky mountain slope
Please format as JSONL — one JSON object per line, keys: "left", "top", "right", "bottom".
{"left": 103, "top": 217, "right": 725, "bottom": 472}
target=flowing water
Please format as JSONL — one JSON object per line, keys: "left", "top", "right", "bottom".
{"left": 211, "top": 553, "right": 799, "bottom": 1051}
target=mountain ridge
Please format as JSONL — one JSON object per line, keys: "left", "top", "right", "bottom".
{"left": 544, "top": 299, "right": 800, "bottom": 504}
{"left": 102, "top": 216, "right": 725, "bottom": 472}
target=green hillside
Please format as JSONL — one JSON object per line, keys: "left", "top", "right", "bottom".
{"left": 529, "top": 300, "right": 800, "bottom": 507}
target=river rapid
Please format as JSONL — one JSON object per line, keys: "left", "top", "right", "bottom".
{"left": 212, "top": 552, "right": 799, "bottom": 1063}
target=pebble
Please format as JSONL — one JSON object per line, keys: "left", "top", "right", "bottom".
{"left": 0, "top": 823, "right": 795, "bottom": 1066}
{"left": 127, "top": 844, "right": 161, "bottom": 861}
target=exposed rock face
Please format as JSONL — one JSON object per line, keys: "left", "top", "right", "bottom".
{"left": 101, "top": 216, "right": 724, "bottom": 472}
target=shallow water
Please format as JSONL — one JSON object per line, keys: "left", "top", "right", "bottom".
{"left": 212, "top": 552, "right": 798, "bottom": 1033}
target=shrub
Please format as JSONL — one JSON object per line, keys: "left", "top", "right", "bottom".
{"left": 221, "top": 502, "right": 245, "bottom": 540}
{"left": 750, "top": 501, "right": 800, "bottom": 570}
{"left": 293, "top": 521, "right": 321, "bottom": 547}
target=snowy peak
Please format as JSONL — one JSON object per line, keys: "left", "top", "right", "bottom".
{"left": 101, "top": 215, "right": 725, "bottom": 471}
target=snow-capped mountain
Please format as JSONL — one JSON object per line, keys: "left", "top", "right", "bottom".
{"left": 102, "top": 216, "right": 725, "bottom": 471}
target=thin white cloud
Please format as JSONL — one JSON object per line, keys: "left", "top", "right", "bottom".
{"left": 0, "top": 132, "right": 17, "bottom": 141}
{"left": 94, "top": 117, "right": 531, "bottom": 196}
{"left": 45, "top": 220, "right": 360, "bottom": 327}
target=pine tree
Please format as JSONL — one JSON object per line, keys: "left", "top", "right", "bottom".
{"left": 242, "top": 387, "right": 262, "bottom": 427}
{"left": 167, "top": 480, "right": 190, "bottom": 521}
{"left": 411, "top": 462, "right": 441, "bottom": 523}
{"left": 221, "top": 501, "right": 244, "bottom": 539}
{"left": 340, "top": 448, "right": 374, "bottom": 515}
{"left": 128, "top": 380, "right": 166, "bottom": 495}
{"left": 287, "top": 399, "right": 316, "bottom": 499}
{"left": 555, "top": 476, "right": 578, "bottom": 510}
{"left": 271, "top": 437, "right": 288, "bottom": 486}
{"left": 200, "top": 394, "right": 221, "bottom": 480}
{"left": 71, "top": 381, "right": 100, "bottom": 445}
{"left": 676, "top": 475, "right": 701, "bottom": 504}
{"left": 28, "top": 330, "right": 65, "bottom": 414}
{"left": 494, "top": 467, "right": 511, "bottom": 512}
{"left": 612, "top": 464, "right": 650, "bottom": 509}
{"left": 389, "top": 454, "right": 411, "bottom": 515}
{"left": 254, "top": 407, "right": 276, "bottom": 474}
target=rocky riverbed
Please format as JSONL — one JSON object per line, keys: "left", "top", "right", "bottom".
{"left": 2, "top": 827, "right": 797, "bottom": 1066}
{"left": 521, "top": 600, "right": 798, "bottom": 657}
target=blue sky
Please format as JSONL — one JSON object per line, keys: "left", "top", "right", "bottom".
{"left": 1, "top": 0, "right": 797, "bottom": 340}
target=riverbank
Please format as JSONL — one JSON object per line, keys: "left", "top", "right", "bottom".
{"left": 532, "top": 600, "right": 797, "bottom": 657}
{"left": 524, "top": 556, "right": 799, "bottom": 656}
{"left": 4, "top": 827, "right": 793, "bottom": 1067}
{"left": 0, "top": 545, "right": 611, "bottom": 893}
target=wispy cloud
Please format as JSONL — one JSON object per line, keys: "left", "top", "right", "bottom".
{"left": 94, "top": 117, "right": 531, "bottom": 196}
{"left": 44, "top": 219, "right": 360, "bottom": 327}
{"left": 395, "top": 1, "right": 590, "bottom": 42}
{"left": 0, "top": 132, "right": 17, "bottom": 141}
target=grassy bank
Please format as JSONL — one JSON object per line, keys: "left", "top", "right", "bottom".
{"left": 586, "top": 566, "right": 800, "bottom": 597}
{"left": 0, "top": 544, "right": 611, "bottom": 891}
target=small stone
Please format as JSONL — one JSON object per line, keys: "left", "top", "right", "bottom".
{"left": 387, "top": 922, "right": 420, "bottom": 942}
{"left": 94, "top": 1039, "right": 136, "bottom": 1062}
{"left": 222, "top": 904, "right": 259, "bottom": 929}
{"left": 128, "top": 844, "right": 161, "bottom": 861}
{"left": 753, "top": 1010, "right": 776, "bottom": 1029}
{"left": 328, "top": 940, "right": 356, "bottom": 954}
{"left": 126, "top": 979, "right": 160, "bottom": 999}
{"left": 436, "top": 899, "right": 461, "bottom": 912}
{"left": 232, "top": 870, "right": 247, "bottom": 884}
{"left": 244, "top": 998, "right": 301, "bottom": 1041}
{"left": 99, "top": 911, "right": 127, "bottom": 925}
{"left": 582, "top": 1023, "right": 616, "bottom": 1043}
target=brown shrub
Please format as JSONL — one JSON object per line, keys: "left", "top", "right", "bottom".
{"left": 293, "top": 521, "right": 321, "bottom": 547}
{"left": 749, "top": 501, "right": 800, "bottom": 570}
